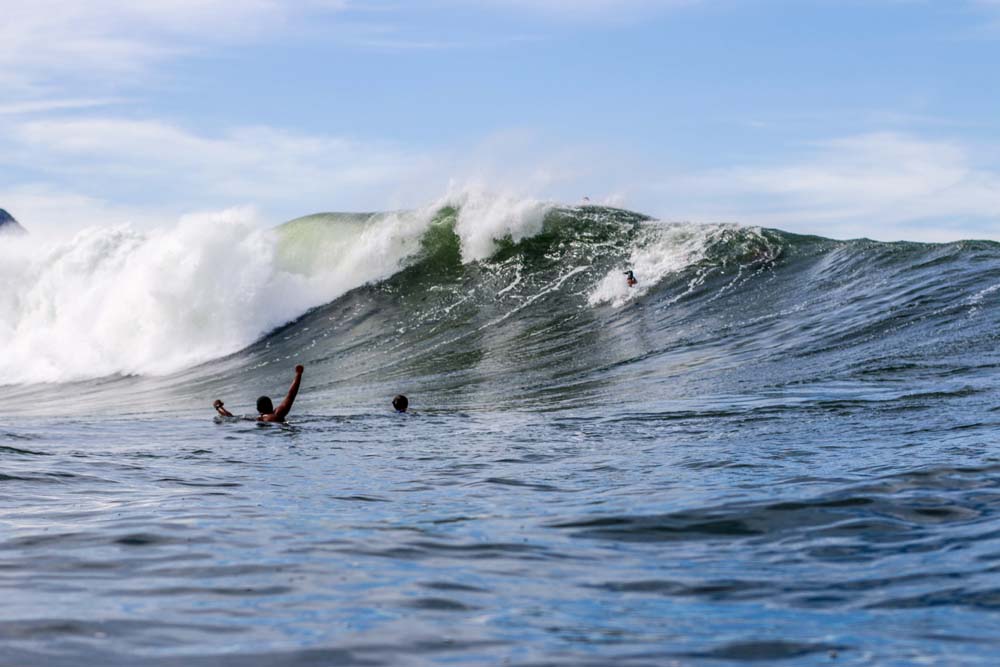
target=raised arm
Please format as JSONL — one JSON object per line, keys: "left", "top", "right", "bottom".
{"left": 213, "top": 399, "right": 234, "bottom": 417}
{"left": 272, "top": 365, "right": 304, "bottom": 421}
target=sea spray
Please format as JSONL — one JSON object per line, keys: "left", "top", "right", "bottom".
{"left": 0, "top": 209, "right": 316, "bottom": 384}
{"left": 0, "top": 192, "right": 565, "bottom": 385}
{"left": 448, "top": 189, "right": 550, "bottom": 262}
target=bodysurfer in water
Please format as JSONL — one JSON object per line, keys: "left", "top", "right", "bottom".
{"left": 213, "top": 364, "right": 305, "bottom": 422}
{"left": 625, "top": 270, "right": 637, "bottom": 287}
{"left": 392, "top": 395, "right": 409, "bottom": 413}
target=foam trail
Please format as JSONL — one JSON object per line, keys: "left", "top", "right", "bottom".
{"left": 588, "top": 223, "right": 738, "bottom": 307}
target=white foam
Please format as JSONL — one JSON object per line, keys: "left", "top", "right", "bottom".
{"left": 0, "top": 209, "right": 315, "bottom": 384}
{"left": 445, "top": 187, "right": 550, "bottom": 262}
{"left": 587, "top": 222, "right": 739, "bottom": 308}
{"left": 0, "top": 190, "right": 559, "bottom": 385}
{"left": 966, "top": 281, "right": 1000, "bottom": 318}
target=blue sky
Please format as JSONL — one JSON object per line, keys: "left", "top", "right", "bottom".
{"left": 1, "top": 0, "right": 998, "bottom": 241}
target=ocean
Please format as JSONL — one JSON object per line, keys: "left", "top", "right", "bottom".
{"left": 2, "top": 197, "right": 999, "bottom": 666}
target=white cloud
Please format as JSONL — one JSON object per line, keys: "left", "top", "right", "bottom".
{"left": 476, "top": 0, "right": 699, "bottom": 16}
{"left": 0, "top": 98, "right": 128, "bottom": 115}
{"left": 2, "top": 2, "right": 996, "bottom": 243}
{"left": 0, "top": 116, "right": 441, "bottom": 230}
{"left": 0, "top": 185, "right": 175, "bottom": 233}
{"left": 0, "top": 0, "right": 703, "bottom": 95}
{"left": 646, "top": 133, "right": 1000, "bottom": 242}
{"left": 0, "top": 118, "right": 619, "bottom": 232}
{"left": 0, "top": 1, "right": 346, "bottom": 94}
{"left": 7, "top": 119, "right": 997, "bottom": 243}
{"left": 0, "top": 0, "right": 698, "bottom": 93}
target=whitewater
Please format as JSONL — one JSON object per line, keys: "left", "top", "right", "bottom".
{"left": 2, "top": 193, "right": 999, "bottom": 666}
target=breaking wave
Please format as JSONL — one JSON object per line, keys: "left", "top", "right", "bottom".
{"left": 1, "top": 191, "right": 998, "bottom": 415}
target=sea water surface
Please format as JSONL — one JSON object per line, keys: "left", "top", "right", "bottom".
{"left": 2, "top": 202, "right": 999, "bottom": 666}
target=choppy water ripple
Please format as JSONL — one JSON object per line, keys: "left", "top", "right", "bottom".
{"left": 1, "top": 402, "right": 998, "bottom": 666}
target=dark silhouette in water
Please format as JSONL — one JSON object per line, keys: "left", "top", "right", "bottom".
{"left": 625, "top": 270, "right": 637, "bottom": 287}
{"left": 0, "top": 209, "right": 26, "bottom": 235}
{"left": 393, "top": 395, "right": 409, "bottom": 413}
{"left": 214, "top": 364, "right": 305, "bottom": 422}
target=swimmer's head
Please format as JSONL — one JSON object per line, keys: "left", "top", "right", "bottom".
{"left": 256, "top": 396, "right": 274, "bottom": 414}
{"left": 392, "top": 395, "right": 409, "bottom": 413}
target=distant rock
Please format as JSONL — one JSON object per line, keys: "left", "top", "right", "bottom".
{"left": 0, "top": 209, "right": 26, "bottom": 234}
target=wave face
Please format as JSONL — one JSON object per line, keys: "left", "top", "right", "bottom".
{"left": 3, "top": 198, "right": 1000, "bottom": 414}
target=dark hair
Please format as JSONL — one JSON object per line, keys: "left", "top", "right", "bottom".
{"left": 256, "top": 396, "right": 274, "bottom": 414}
{"left": 392, "top": 395, "right": 408, "bottom": 412}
